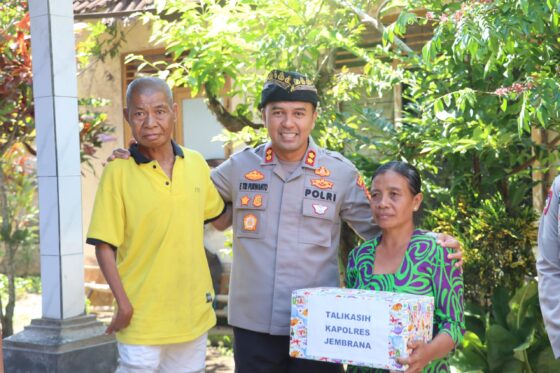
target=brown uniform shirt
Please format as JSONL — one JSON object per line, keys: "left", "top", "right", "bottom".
{"left": 211, "top": 138, "right": 379, "bottom": 335}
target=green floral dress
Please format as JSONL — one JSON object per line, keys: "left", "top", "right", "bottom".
{"left": 345, "top": 230, "right": 465, "bottom": 373}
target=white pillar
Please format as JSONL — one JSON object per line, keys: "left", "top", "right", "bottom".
{"left": 30, "top": 0, "right": 85, "bottom": 319}
{"left": 2, "top": 1, "right": 117, "bottom": 370}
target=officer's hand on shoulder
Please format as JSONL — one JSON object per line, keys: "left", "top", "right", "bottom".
{"left": 436, "top": 233, "right": 463, "bottom": 269}
{"left": 104, "top": 139, "right": 136, "bottom": 165}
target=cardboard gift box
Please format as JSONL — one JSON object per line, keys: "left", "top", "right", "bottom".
{"left": 290, "top": 287, "right": 434, "bottom": 371}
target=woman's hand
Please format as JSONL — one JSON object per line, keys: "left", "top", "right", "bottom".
{"left": 396, "top": 340, "right": 433, "bottom": 373}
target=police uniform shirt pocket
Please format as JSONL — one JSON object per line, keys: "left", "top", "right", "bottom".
{"left": 235, "top": 193, "right": 267, "bottom": 238}
{"left": 298, "top": 198, "right": 335, "bottom": 247}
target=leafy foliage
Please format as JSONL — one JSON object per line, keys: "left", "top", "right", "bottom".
{"left": 425, "top": 194, "right": 536, "bottom": 306}
{"left": 76, "top": 21, "right": 126, "bottom": 71}
{"left": 0, "top": 144, "right": 38, "bottom": 337}
{"left": 78, "top": 98, "right": 116, "bottom": 174}
{"left": 139, "top": 0, "right": 399, "bottom": 138}
{"left": 0, "top": 0, "right": 34, "bottom": 156}
{"left": 452, "top": 280, "right": 560, "bottom": 373}
{"left": 382, "top": 0, "right": 558, "bottom": 307}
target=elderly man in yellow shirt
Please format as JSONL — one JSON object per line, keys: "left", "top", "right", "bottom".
{"left": 87, "top": 77, "right": 227, "bottom": 373}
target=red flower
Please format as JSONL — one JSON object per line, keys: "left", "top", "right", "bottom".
{"left": 494, "top": 87, "right": 510, "bottom": 96}
{"left": 453, "top": 10, "right": 463, "bottom": 23}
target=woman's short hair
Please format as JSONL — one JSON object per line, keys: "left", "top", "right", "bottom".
{"left": 371, "top": 161, "right": 422, "bottom": 195}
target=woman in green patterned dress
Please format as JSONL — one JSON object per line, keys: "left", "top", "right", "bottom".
{"left": 346, "top": 161, "right": 464, "bottom": 373}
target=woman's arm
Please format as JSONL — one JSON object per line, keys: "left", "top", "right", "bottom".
{"left": 398, "top": 243, "right": 465, "bottom": 372}
{"left": 397, "top": 333, "right": 455, "bottom": 373}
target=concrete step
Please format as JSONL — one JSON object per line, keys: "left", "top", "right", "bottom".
{"left": 84, "top": 264, "right": 107, "bottom": 284}
{"left": 85, "top": 281, "right": 114, "bottom": 308}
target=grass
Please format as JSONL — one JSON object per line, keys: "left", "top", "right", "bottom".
{"left": 0, "top": 274, "right": 41, "bottom": 303}
{"left": 208, "top": 334, "right": 234, "bottom": 357}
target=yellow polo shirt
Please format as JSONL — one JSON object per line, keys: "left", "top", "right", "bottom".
{"left": 87, "top": 142, "right": 225, "bottom": 345}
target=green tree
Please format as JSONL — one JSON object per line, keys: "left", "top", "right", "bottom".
{"left": 386, "top": 0, "right": 559, "bottom": 305}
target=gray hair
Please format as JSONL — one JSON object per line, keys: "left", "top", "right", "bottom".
{"left": 125, "top": 77, "right": 173, "bottom": 108}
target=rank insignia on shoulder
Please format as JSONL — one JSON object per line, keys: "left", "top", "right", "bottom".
{"left": 245, "top": 170, "right": 265, "bottom": 181}
{"left": 311, "top": 178, "right": 334, "bottom": 190}
{"left": 243, "top": 213, "right": 258, "bottom": 231}
{"left": 265, "top": 147, "right": 274, "bottom": 163}
{"left": 314, "top": 166, "right": 330, "bottom": 177}
{"left": 240, "top": 195, "right": 251, "bottom": 206}
{"left": 253, "top": 194, "right": 263, "bottom": 207}
{"left": 356, "top": 175, "right": 365, "bottom": 188}
{"left": 312, "top": 204, "right": 328, "bottom": 215}
{"left": 356, "top": 175, "right": 371, "bottom": 201}
{"left": 305, "top": 150, "right": 316, "bottom": 166}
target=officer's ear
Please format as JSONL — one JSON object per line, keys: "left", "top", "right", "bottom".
{"left": 311, "top": 106, "right": 318, "bottom": 129}
{"left": 261, "top": 107, "right": 268, "bottom": 127}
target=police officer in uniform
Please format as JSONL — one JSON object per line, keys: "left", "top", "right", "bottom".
{"left": 211, "top": 70, "right": 461, "bottom": 373}
{"left": 537, "top": 176, "right": 560, "bottom": 359}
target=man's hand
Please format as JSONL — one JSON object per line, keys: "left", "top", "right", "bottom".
{"left": 95, "top": 243, "right": 134, "bottom": 334}
{"left": 212, "top": 204, "right": 233, "bottom": 231}
{"left": 436, "top": 233, "right": 463, "bottom": 268}
{"left": 106, "top": 148, "right": 131, "bottom": 163}
{"left": 106, "top": 299, "right": 133, "bottom": 334}
{"left": 396, "top": 340, "right": 433, "bottom": 373}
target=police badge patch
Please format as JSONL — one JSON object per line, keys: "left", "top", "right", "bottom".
{"left": 312, "top": 204, "right": 328, "bottom": 215}
{"left": 243, "top": 213, "right": 258, "bottom": 231}
{"left": 245, "top": 170, "right": 265, "bottom": 181}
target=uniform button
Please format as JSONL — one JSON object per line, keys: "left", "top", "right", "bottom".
{"left": 166, "top": 181, "right": 170, "bottom": 186}
{"left": 153, "top": 165, "right": 156, "bottom": 169}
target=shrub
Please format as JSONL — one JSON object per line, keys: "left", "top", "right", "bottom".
{"left": 451, "top": 279, "right": 560, "bottom": 372}
{"left": 425, "top": 194, "right": 536, "bottom": 308}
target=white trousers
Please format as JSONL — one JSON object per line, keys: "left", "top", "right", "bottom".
{"left": 115, "top": 332, "right": 207, "bottom": 373}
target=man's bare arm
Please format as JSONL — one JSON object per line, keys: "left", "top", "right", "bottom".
{"left": 212, "top": 204, "right": 232, "bottom": 231}
{"left": 95, "top": 243, "right": 133, "bottom": 334}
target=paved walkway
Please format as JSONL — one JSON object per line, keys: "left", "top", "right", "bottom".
{"left": 206, "top": 348, "right": 234, "bottom": 372}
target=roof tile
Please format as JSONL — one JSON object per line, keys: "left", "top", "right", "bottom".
{"left": 73, "top": 0, "right": 154, "bottom": 15}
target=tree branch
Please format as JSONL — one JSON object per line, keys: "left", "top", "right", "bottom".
{"left": 332, "top": 0, "right": 418, "bottom": 58}
{"left": 507, "top": 135, "right": 560, "bottom": 176}
{"left": 204, "top": 86, "right": 262, "bottom": 132}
